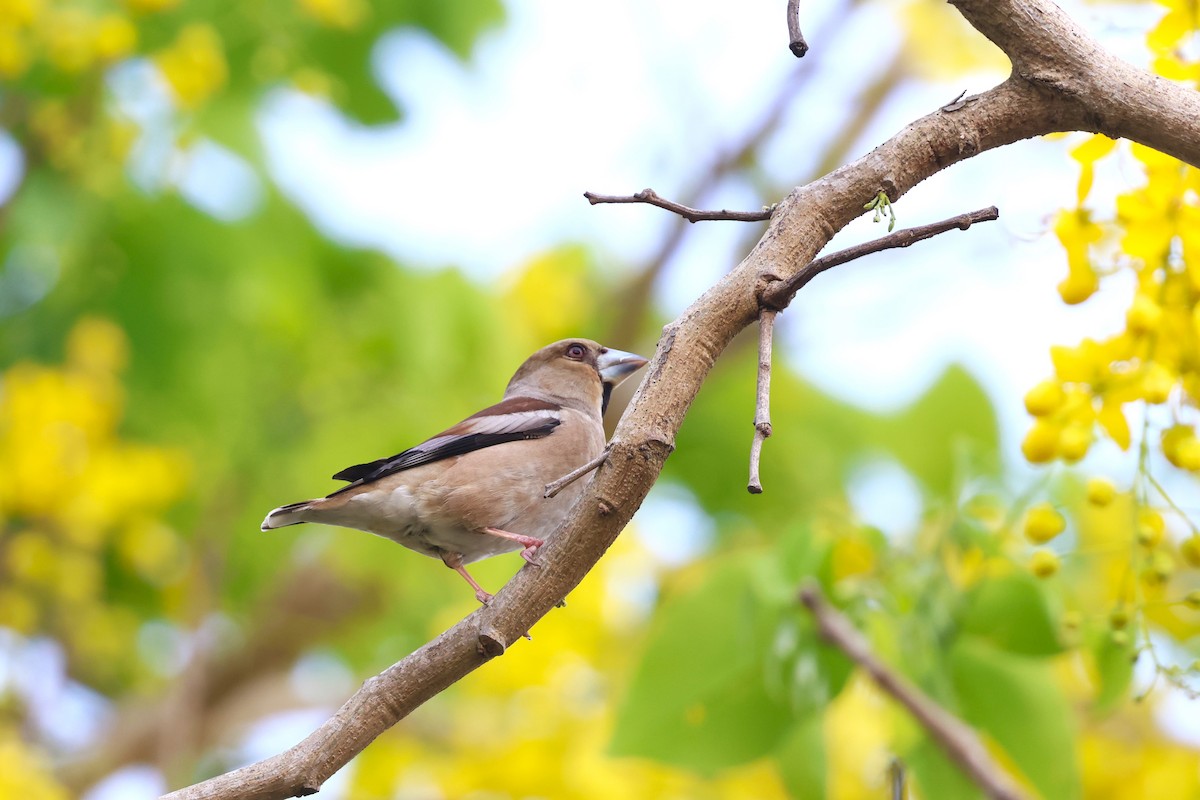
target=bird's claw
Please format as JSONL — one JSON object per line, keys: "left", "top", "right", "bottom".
{"left": 520, "top": 544, "right": 542, "bottom": 566}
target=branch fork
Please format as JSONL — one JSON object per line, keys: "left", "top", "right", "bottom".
{"left": 746, "top": 205, "right": 1000, "bottom": 492}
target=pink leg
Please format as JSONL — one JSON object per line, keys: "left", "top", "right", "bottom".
{"left": 439, "top": 551, "right": 493, "bottom": 605}
{"left": 482, "top": 527, "right": 544, "bottom": 565}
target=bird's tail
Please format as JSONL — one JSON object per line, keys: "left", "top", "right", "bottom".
{"left": 261, "top": 500, "right": 314, "bottom": 531}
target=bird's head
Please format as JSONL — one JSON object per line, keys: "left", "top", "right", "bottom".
{"left": 505, "top": 339, "right": 648, "bottom": 415}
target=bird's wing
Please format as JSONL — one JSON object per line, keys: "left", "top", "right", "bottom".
{"left": 327, "top": 397, "right": 562, "bottom": 493}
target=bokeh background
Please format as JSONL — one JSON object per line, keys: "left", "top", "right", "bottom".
{"left": 2, "top": 0, "right": 1199, "bottom": 797}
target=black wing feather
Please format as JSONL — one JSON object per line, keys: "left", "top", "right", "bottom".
{"left": 326, "top": 412, "right": 560, "bottom": 496}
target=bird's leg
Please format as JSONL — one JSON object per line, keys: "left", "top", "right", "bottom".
{"left": 439, "top": 550, "right": 493, "bottom": 605}
{"left": 482, "top": 527, "right": 545, "bottom": 565}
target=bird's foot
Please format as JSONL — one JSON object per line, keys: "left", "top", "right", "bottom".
{"left": 519, "top": 544, "right": 543, "bottom": 566}
{"left": 440, "top": 550, "right": 494, "bottom": 605}
{"left": 482, "top": 528, "right": 544, "bottom": 565}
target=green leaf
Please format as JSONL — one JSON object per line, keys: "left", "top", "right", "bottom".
{"left": 775, "top": 717, "right": 826, "bottom": 798}
{"left": 610, "top": 557, "right": 794, "bottom": 774}
{"left": 870, "top": 364, "right": 1001, "bottom": 497}
{"left": 906, "top": 736, "right": 983, "bottom": 800}
{"left": 1091, "top": 631, "right": 1133, "bottom": 714}
{"left": 957, "top": 573, "right": 1064, "bottom": 656}
{"left": 949, "top": 635, "right": 1081, "bottom": 800}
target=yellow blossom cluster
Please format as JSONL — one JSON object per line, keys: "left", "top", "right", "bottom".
{"left": 0, "top": 730, "right": 68, "bottom": 800}
{"left": 0, "top": 1, "right": 138, "bottom": 79}
{"left": 296, "top": 0, "right": 369, "bottom": 30}
{"left": 0, "top": 318, "right": 190, "bottom": 684}
{"left": 154, "top": 23, "right": 228, "bottom": 109}
{"left": 1017, "top": 4, "right": 1200, "bottom": 654}
{"left": 1024, "top": 4, "right": 1200, "bottom": 470}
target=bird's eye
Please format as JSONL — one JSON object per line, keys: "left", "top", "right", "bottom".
{"left": 565, "top": 343, "right": 586, "bottom": 360}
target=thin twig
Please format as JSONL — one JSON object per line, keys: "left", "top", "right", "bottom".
{"left": 787, "top": 0, "right": 809, "bottom": 57}
{"left": 584, "top": 188, "right": 775, "bottom": 223}
{"left": 798, "top": 583, "right": 1028, "bottom": 800}
{"left": 748, "top": 206, "right": 998, "bottom": 492}
{"left": 544, "top": 449, "right": 609, "bottom": 499}
{"left": 889, "top": 759, "right": 906, "bottom": 800}
{"left": 761, "top": 206, "right": 999, "bottom": 310}
{"left": 747, "top": 310, "right": 776, "bottom": 494}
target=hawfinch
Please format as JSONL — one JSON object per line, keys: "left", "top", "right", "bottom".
{"left": 262, "top": 339, "right": 648, "bottom": 604}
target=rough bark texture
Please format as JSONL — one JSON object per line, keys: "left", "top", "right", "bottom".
{"left": 163, "top": 0, "right": 1200, "bottom": 797}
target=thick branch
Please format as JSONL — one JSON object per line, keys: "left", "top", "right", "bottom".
{"left": 164, "top": 1, "right": 1200, "bottom": 796}
{"left": 799, "top": 584, "right": 1027, "bottom": 800}
{"left": 952, "top": 0, "right": 1200, "bottom": 168}
{"left": 583, "top": 189, "right": 774, "bottom": 223}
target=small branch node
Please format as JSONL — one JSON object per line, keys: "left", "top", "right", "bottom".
{"left": 477, "top": 628, "right": 506, "bottom": 658}
{"left": 545, "top": 449, "right": 609, "bottom": 498}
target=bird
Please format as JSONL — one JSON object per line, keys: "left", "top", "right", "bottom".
{"left": 261, "top": 339, "right": 648, "bottom": 604}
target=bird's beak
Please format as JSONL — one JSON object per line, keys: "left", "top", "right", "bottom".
{"left": 598, "top": 348, "right": 649, "bottom": 386}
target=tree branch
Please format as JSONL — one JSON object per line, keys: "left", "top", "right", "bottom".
{"left": 787, "top": 0, "right": 809, "bottom": 57}
{"left": 544, "top": 448, "right": 609, "bottom": 499}
{"left": 164, "top": 0, "right": 1200, "bottom": 796}
{"left": 761, "top": 205, "right": 1000, "bottom": 311}
{"left": 747, "top": 309, "right": 775, "bottom": 494}
{"left": 583, "top": 188, "right": 775, "bottom": 223}
{"left": 798, "top": 583, "right": 1028, "bottom": 800}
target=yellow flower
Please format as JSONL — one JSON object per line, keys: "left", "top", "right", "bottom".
{"left": 1025, "top": 503, "right": 1066, "bottom": 544}
{"left": 1085, "top": 477, "right": 1117, "bottom": 507}
{"left": 1053, "top": 209, "right": 1104, "bottom": 305}
{"left": 155, "top": 24, "right": 228, "bottom": 109}
{"left": 296, "top": 0, "right": 369, "bottom": 29}
{"left": 93, "top": 13, "right": 137, "bottom": 62}
{"left": 1182, "top": 536, "right": 1200, "bottom": 569}
{"left": 41, "top": 8, "right": 95, "bottom": 73}
{"left": 0, "top": 0, "right": 41, "bottom": 28}
{"left": 1096, "top": 401, "right": 1131, "bottom": 449}
{"left": 1024, "top": 378, "right": 1063, "bottom": 417}
{"left": 1136, "top": 508, "right": 1165, "bottom": 548}
{"left": 1069, "top": 134, "right": 1116, "bottom": 205}
{"left": 1138, "top": 363, "right": 1175, "bottom": 404}
{"left": 1021, "top": 418, "right": 1060, "bottom": 463}
{"left": 68, "top": 316, "right": 130, "bottom": 374}
{"left": 1162, "top": 425, "right": 1199, "bottom": 469}
{"left": 1148, "top": 7, "right": 1192, "bottom": 54}
{"left": 125, "top": 0, "right": 180, "bottom": 12}
{"left": 0, "top": 24, "right": 30, "bottom": 78}
{"left": 1126, "top": 294, "right": 1165, "bottom": 336}
{"left": 0, "top": 729, "right": 68, "bottom": 800}
{"left": 1030, "top": 549, "right": 1060, "bottom": 578}
{"left": 1059, "top": 423, "right": 1091, "bottom": 461}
